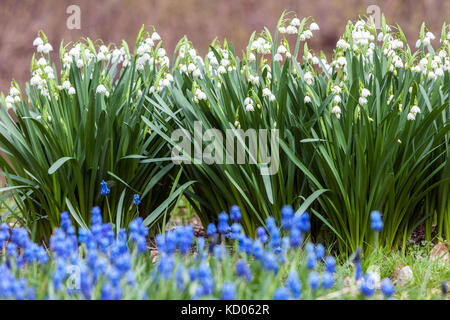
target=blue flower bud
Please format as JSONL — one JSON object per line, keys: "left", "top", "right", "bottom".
{"left": 230, "top": 206, "right": 241, "bottom": 222}
{"left": 281, "top": 205, "right": 294, "bottom": 230}
{"left": 206, "top": 223, "right": 217, "bottom": 237}
{"left": 308, "top": 272, "right": 320, "bottom": 290}
{"left": 322, "top": 272, "right": 334, "bottom": 289}
{"left": 286, "top": 272, "right": 302, "bottom": 299}
{"left": 273, "top": 287, "right": 290, "bottom": 300}
{"left": 221, "top": 282, "right": 236, "bottom": 300}
{"left": 133, "top": 194, "right": 141, "bottom": 206}
{"left": 324, "top": 256, "right": 336, "bottom": 273}
{"left": 256, "top": 226, "right": 268, "bottom": 243}
{"left": 315, "top": 244, "right": 325, "bottom": 260}
{"left": 381, "top": 278, "right": 395, "bottom": 297}
{"left": 100, "top": 180, "right": 110, "bottom": 196}
{"left": 360, "top": 274, "right": 376, "bottom": 297}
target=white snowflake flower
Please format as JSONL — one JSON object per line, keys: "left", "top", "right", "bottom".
{"left": 359, "top": 97, "right": 368, "bottom": 105}
{"left": 33, "top": 37, "right": 44, "bottom": 47}
{"left": 274, "top": 53, "right": 283, "bottom": 62}
{"left": 151, "top": 32, "right": 161, "bottom": 41}
{"left": 361, "top": 88, "right": 371, "bottom": 98}
{"left": 410, "top": 106, "right": 421, "bottom": 115}
{"left": 331, "top": 106, "right": 342, "bottom": 118}
{"left": 310, "top": 22, "right": 320, "bottom": 31}
{"left": 245, "top": 104, "right": 255, "bottom": 111}
{"left": 291, "top": 18, "right": 301, "bottom": 27}
{"left": 96, "top": 84, "right": 107, "bottom": 94}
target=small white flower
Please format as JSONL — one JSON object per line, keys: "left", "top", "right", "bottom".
{"left": 244, "top": 97, "right": 253, "bottom": 105}
{"left": 77, "top": 59, "right": 84, "bottom": 68}
{"left": 304, "top": 96, "right": 311, "bottom": 103}
{"left": 5, "top": 96, "right": 14, "bottom": 104}
{"left": 269, "top": 94, "right": 276, "bottom": 101}
{"left": 68, "top": 87, "right": 76, "bottom": 95}
{"left": 248, "top": 53, "right": 256, "bottom": 62}
{"left": 221, "top": 58, "right": 230, "bottom": 67}
{"left": 97, "top": 52, "right": 106, "bottom": 61}
{"left": 410, "top": 105, "right": 421, "bottom": 114}
{"left": 62, "top": 81, "right": 71, "bottom": 90}
{"left": 278, "top": 26, "right": 287, "bottom": 34}
{"left": 9, "top": 87, "right": 20, "bottom": 96}
{"left": 310, "top": 22, "right": 320, "bottom": 31}
{"left": 195, "top": 88, "right": 207, "bottom": 101}
{"left": 336, "top": 56, "right": 347, "bottom": 66}
{"left": 273, "top": 53, "right": 283, "bottom": 62}
{"left": 161, "top": 78, "right": 170, "bottom": 87}
{"left": 286, "top": 25, "right": 297, "bottom": 34}
{"left": 333, "top": 95, "right": 342, "bottom": 103}
{"left": 42, "top": 43, "right": 53, "bottom": 54}
{"left": 245, "top": 104, "right": 254, "bottom": 111}
{"left": 157, "top": 48, "right": 166, "bottom": 57}
{"left": 337, "top": 39, "right": 350, "bottom": 50}
{"left": 426, "top": 32, "right": 435, "bottom": 40}
{"left": 188, "top": 63, "right": 196, "bottom": 73}
{"left": 193, "top": 69, "right": 201, "bottom": 78}
{"left": 359, "top": 97, "right": 368, "bottom": 105}
{"left": 44, "top": 66, "right": 53, "bottom": 74}
{"left": 331, "top": 106, "right": 342, "bottom": 118}
{"left": 407, "top": 112, "right": 416, "bottom": 120}
{"left": 262, "top": 88, "right": 272, "bottom": 97}
{"left": 96, "top": 84, "right": 107, "bottom": 94}
{"left": 331, "top": 86, "right": 342, "bottom": 94}
{"left": 304, "top": 72, "right": 314, "bottom": 85}
{"left": 218, "top": 66, "right": 226, "bottom": 74}
{"left": 303, "top": 30, "right": 313, "bottom": 39}
{"left": 361, "top": 88, "right": 371, "bottom": 98}
{"left": 33, "top": 37, "right": 44, "bottom": 47}
{"left": 37, "top": 57, "right": 47, "bottom": 66}
{"left": 151, "top": 32, "right": 161, "bottom": 41}
{"left": 277, "top": 45, "right": 287, "bottom": 54}
{"left": 291, "top": 18, "right": 301, "bottom": 27}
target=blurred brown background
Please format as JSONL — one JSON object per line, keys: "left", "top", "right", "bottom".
{"left": 0, "top": 0, "right": 449, "bottom": 94}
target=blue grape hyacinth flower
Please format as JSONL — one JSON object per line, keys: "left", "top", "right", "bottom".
{"left": 230, "top": 206, "right": 241, "bottom": 222}
{"left": 273, "top": 287, "right": 290, "bottom": 300}
{"left": 324, "top": 256, "right": 336, "bottom": 273}
{"left": 381, "top": 278, "right": 395, "bottom": 297}
{"left": 206, "top": 223, "right": 217, "bottom": 237}
{"left": 281, "top": 205, "right": 294, "bottom": 230}
{"left": 217, "top": 212, "right": 230, "bottom": 234}
{"left": 100, "top": 180, "right": 110, "bottom": 196}
{"left": 221, "top": 282, "right": 236, "bottom": 300}
{"left": 322, "top": 272, "right": 334, "bottom": 289}
{"left": 256, "top": 226, "right": 268, "bottom": 243}
{"left": 308, "top": 272, "right": 320, "bottom": 290}
{"left": 286, "top": 272, "right": 302, "bottom": 299}
{"left": 370, "top": 211, "right": 383, "bottom": 231}
{"left": 133, "top": 194, "right": 141, "bottom": 206}
{"left": 360, "top": 274, "right": 376, "bottom": 297}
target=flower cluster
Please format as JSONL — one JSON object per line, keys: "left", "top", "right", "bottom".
{"left": 0, "top": 202, "right": 399, "bottom": 300}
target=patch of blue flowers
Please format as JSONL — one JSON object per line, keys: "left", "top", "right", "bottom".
{"left": 0, "top": 200, "right": 398, "bottom": 300}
